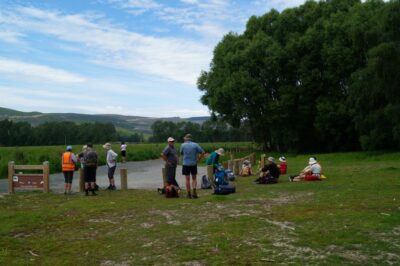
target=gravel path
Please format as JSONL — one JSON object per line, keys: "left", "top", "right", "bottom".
{"left": 0, "top": 159, "right": 207, "bottom": 194}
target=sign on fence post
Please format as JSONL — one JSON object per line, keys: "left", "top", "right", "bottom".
{"left": 8, "top": 161, "right": 50, "bottom": 193}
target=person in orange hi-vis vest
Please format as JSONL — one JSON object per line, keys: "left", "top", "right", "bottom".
{"left": 62, "top": 146, "right": 77, "bottom": 195}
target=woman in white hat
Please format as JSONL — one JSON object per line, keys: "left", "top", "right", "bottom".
{"left": 103, "top": 143, "right": 118, "bottom": 190}
{"left": 289, "top": 157, "right": 322, "bottom": 182}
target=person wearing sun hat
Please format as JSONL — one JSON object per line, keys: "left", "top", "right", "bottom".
{"left": 180, "top": 133, "right": 205, "bottom": 199}
{"left": 103, "top": 142, "right": 118, "bottom": 190}
{"left": 255, "top": 156, "right": 280, "bottom": 184}
{"left": 289, "top": 156, "right": 322, "bottom": 182}
{"left": 278, "top": 156, "right": 287, "bottom": 174}
{"left": 61, "top": 145, "right": 77, "bottom": 195}
{"left": 206, "top": 148, "right": 225, "bottom": 172}
{"left": 161, "top": 137, "right": 180, "bottom": 191}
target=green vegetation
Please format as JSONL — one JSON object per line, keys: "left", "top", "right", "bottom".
{"left": 0, "top": 151, "right": 399, "bottom": 265}
{"left": 0, "top": 142, "right": 255, "bottom": 179}
{"left": 198, "top": 0, "right": 400, "bottom": 152}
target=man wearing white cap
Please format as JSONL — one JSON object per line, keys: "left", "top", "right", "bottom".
{"left": 161, "top": 137, "right": 180, "bottom": 190}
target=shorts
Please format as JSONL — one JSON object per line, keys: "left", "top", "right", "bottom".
{"left": 108, "top": 166, "right": 116, "bottom": 179}
{"left": 121, "top": 150, "right": 126, "bottom": 157}
{"left": 63, "top": 171, "right": 74, "bottom": 184}
{"left": 84, "top": 166, "right": 97, "bottom": 183}
{"left": 182, "top": 165, "right": 197, "bottom": 176}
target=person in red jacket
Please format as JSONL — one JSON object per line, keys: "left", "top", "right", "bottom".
{"left": 278, "top": 156, "right": 287, "bottom": 175}
{"left": 62, "top": 146, "right": 77, "bottom": 195}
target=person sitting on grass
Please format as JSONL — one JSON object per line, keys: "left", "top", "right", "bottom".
{"left": 289, "top": 157, "right": 322, "bottom": 182}
{"left": 239, "top": 160, "right": 252, "bottom": 176}
{"left": 278, "top": 156, "right": 287, "bottom": 175}
{"left": 254, "top": 156, "right": 280, "bottom": 184}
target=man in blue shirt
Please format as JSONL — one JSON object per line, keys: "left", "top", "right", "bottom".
{"left": 180, "top": 134, "right": 204, "bottom": 198}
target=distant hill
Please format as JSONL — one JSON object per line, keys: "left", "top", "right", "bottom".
{"left": 0, "top": 107, "right": 209, "bottom": 134}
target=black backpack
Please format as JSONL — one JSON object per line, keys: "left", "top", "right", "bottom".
{"left": 84, "top": 151, "right": 98, "bottom": 167}
{"left": 201, "top": 175, "right": 212, "bottom": 189}
{"left": 165, "top": 185, "right": 179, "bottom": 198}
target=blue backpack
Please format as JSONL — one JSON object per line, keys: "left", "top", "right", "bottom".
{"left": 214, "top": 165, "right": 228, "bottom": 186}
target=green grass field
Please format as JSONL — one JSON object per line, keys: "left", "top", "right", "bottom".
{"left": 0, "top": 151, "right": 399, "bottom": 265}
{"left": 0, "top": 142, "right": 255, "bottom": 179}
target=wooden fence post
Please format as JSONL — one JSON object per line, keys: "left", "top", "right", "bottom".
{"left": 260, "top": 154, "right": 266, "bottom": 168}
{"left": 234, "top": 159, "right": 241, "bottom": 175}
{"left": 250, "top": 153, "right": 256, "bottom": 166}
{"left": 79, "top": 168, "right": 84, "bottom": 192}
{"left": 43, "top": 161, "right": 49, "bottom": 193}
{"left": 120, "top": 168, "right": 128, "bottom": 190}
{"left": 8, "top": 161, "right": 15, "bottom": 194}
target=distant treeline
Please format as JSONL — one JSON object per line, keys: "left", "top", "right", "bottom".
{"left": 0, "top": 119, "right": 118, "bottom": 146}
{"left": 149, "top": 120, "right": 252, "bottom": 143}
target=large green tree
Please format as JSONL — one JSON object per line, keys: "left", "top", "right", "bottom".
{"left": 198, "top": 0, "right": 399, "bottom": 152}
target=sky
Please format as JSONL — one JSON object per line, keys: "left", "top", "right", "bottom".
{"left": 0, "top": 0, "right": 305, "bottom": 118}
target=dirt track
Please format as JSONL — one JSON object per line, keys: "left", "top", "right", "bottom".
{"left": 0, "top": 159, "right": 207, "bottom": 194}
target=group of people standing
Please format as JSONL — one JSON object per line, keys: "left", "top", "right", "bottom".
{"left": 61, "top": 142, "right": 127, "bottom": 195}
{"left": 161, "top": 134, "right": 205, "bottom": 199}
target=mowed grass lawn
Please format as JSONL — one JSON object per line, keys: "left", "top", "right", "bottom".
{"left": 0, "top": 152, "right": 399, "bottom": 265}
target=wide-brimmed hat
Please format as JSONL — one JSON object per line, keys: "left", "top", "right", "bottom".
{"left": 279, "top": 156, "right": 286, "bottom": 162}
{"left": 267, "top": 156, "right": 275, "bottom": 162}
{"left": 167, "top": 137, "right": 175, "bottom": 142}
{"left": 216, "top": 148, "right": 225, "bottom": 155}
{"left": 102, "top": 143, "right": 112, "bottom": 149}
{"left": 66, "top": 145, "right": 72, "bottom": 151}
{"left": 309, "top": 157, "right": 317, "bottom": 165}
{"left": 184, "top": 134, "right": 192, "bottom": 140}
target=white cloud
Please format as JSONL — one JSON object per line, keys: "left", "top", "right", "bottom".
{"left": 2, "top": 6, "right": 211, "bottom": 85}
{"left": 0, "top": 31, "right": 24, "bottom": 43}
{"left": 0, "top": 58, "right": 86, "bottom": 84}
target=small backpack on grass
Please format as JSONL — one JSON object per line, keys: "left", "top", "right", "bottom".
{"left": 165, "top": 185, "right": 179, "bottom": 198}
{"left": 201, "top": 175, "right": 212, "bottom": 189}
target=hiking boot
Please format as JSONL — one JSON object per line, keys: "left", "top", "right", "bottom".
{"left": 186, "top": 192, "right": 192, "bottom": 199}
{"left": 192, "top": 189, "right": 198, "bottom": 199}
{"left": 91, "top": 189, "right": 97, "bottom": 196}
{"left": 111, "top": 185, "right": 116, "bottom": 190}
{"left": 106, "top": 185, "right": 112, "bottom": 190}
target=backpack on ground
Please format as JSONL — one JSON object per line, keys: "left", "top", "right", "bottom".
{"left": 214, "top": 184, "right": 236, "bottom": 195}
{"left": 165, "top": 185, "right": 179, "bottom": 198}
{"left": 214, "top": 164, "right": 228, "bottom": 186}
{"left": 225, "top": 169, "right": 235, "bottom": 181}
{"left": 201, "top": 175, "right": 212, "bottom": 189}
{"left": 84, "top": 151, "right": 98, "bottom": 167}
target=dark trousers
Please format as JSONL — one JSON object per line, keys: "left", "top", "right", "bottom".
{"left": 166, "top": 165, "right": 179, "bottom": 187}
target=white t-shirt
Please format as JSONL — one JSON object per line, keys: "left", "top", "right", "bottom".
{"left": 121, "top": 144, "right": 127, "bottom": 151}
{"left": 106, "top": 149, "right": 118, "bottom": 168}
{"left": 310, "top": 163, "right": 321, "bottom": 175}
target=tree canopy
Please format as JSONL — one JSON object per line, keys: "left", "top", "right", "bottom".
{"left": 198, "top": 0, "right": 400, "bottom": 152}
